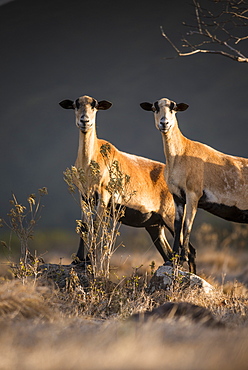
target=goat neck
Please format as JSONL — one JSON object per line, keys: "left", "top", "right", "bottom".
{"left": 76, "top": 125, "right": 98, "bottom": 169}
{"left": 160, "top": 118, "right": 186, "bottom": 168}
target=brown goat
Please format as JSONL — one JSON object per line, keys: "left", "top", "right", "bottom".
{"left": 141, "top": 97, "right": 248, "bottom": 266}
{"left": 59, "top": 95, "right": 196, "bottom": 272}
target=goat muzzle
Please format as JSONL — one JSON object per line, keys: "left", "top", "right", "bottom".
{"left": 159, "top": 118, "right": 170, "bottom": 133}
{"left": 78, "top": 119, "right": 92, "bottom": 133}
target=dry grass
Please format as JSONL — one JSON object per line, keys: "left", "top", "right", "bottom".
{"left": 0, "top": 244, "right": 247, "bottom": 370}
{"left": 0, "top": 219, "right": 248, "bottom": 370}
{"left": 0, "top": 314, "right": 247, "bottom": 370}
{"left": 1, "top": 167, "right": 248, "bottom": 368}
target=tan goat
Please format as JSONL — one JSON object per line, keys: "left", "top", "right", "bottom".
{"left": 59, "top": 95, "right": 196, "bottom": 272}
{"left": 140, "top": 98, "right": 248, "bottom": 265}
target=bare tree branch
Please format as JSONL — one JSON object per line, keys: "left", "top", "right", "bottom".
{"left": 235, "top": 35, "right": 248, "bottom": 43}
{"left": 194, "top": 0, "right": 203, "bottom": 33}
{"left": 161, "top": 0, "right": 248, "bottom": 63}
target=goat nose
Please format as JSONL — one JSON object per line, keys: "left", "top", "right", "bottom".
{"left": 158, "top": 117, "right": 169, "bottom": 132}
{"left": 160, "top": 117, "right": 166, "bottom": 127}
{"left": 80, "top": 118, "right": 89, "bottom": 124}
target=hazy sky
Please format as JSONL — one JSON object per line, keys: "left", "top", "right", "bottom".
{"left": 1, "top": 0, "right": 248, "bottom": 232}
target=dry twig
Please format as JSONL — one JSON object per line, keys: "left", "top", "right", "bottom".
{"left": 161, "top": 0, "right": 248, "bottom": 62}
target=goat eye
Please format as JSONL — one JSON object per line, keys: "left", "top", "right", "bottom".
{"left": 169, "top": 102, "right": 175, "bottom": 111}
{"left": 91, "top": 99, "right": 97, "bottom": 109}
{"left": 75, "top": 99, "right": 80, "bottom": 110}
{"left": 154, "top": 101, "right": 159, "bottom": 113}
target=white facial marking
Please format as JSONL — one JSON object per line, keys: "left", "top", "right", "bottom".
{"left": 75, "top": 96, "right": 97, "bottom": 133}
{"left": 154, "top": 98, "right": 176, "bottom": 133}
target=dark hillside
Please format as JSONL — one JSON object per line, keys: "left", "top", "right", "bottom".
{"left": 0, "top": 0, "right": 247, "bottom": 233}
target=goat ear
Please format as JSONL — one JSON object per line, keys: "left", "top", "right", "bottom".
{"left": 140, "top": 102, "right": 155, "bottom": 112}
{"left": 97, "top": 100, "right": 112, "bottom": 110}
{"left": 59, "top": 99, "right": 74, "bottom": 109}
{"left": 174, "top": 103, "right": 189, "bottom": 112}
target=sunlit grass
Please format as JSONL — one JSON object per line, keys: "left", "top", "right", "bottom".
{"left": 0, "top": 160, "right": 248, "bottom": 369}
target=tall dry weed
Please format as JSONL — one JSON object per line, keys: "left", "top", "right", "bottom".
{"left": 64, "top": 143, "right": 135, "bottom": 278}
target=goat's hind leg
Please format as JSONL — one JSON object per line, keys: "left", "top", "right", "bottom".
{"left": 145, "top": 225, "right": 173, "bottom": 264}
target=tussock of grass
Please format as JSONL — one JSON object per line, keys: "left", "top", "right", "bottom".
{"left": 1, "top": 257, "right": 247, "bottom": 326}
{"left": 0, "top": 280, "right": 55, "bottom": 321}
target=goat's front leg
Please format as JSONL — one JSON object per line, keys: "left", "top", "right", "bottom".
{"left": 172, "top": 194, "right": 185, "bottom": 258}
{"left": 76, "top": 214, "right": 89, "bottom": 262}
{"left": 188, "top": 242, "right": 196, "bottom": 274}
{"left": 75, "top": 191, "right": 100, "bottom": 264}
{"left": 181, "top": 192, "right": 198, "bottom": 269}
{"left": 74, "top": 195, "right": 92, "bottom": 263}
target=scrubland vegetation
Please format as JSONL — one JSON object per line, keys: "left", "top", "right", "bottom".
{"left": 0, "top": 164, "right": 247, "bottom": 369}
{"left": 0, "top": 238, "right": 247, "bottom": 370}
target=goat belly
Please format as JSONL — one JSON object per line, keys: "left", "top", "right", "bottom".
{"left": 198, "top": 195, "right": 248, "bottom": 223}
{"left": 116, "top": 205, "right": 162, "bottom": 227}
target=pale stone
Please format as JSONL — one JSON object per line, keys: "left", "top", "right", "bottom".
{"left": 149, "top": 265, "right": 214, "bottom": 294}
